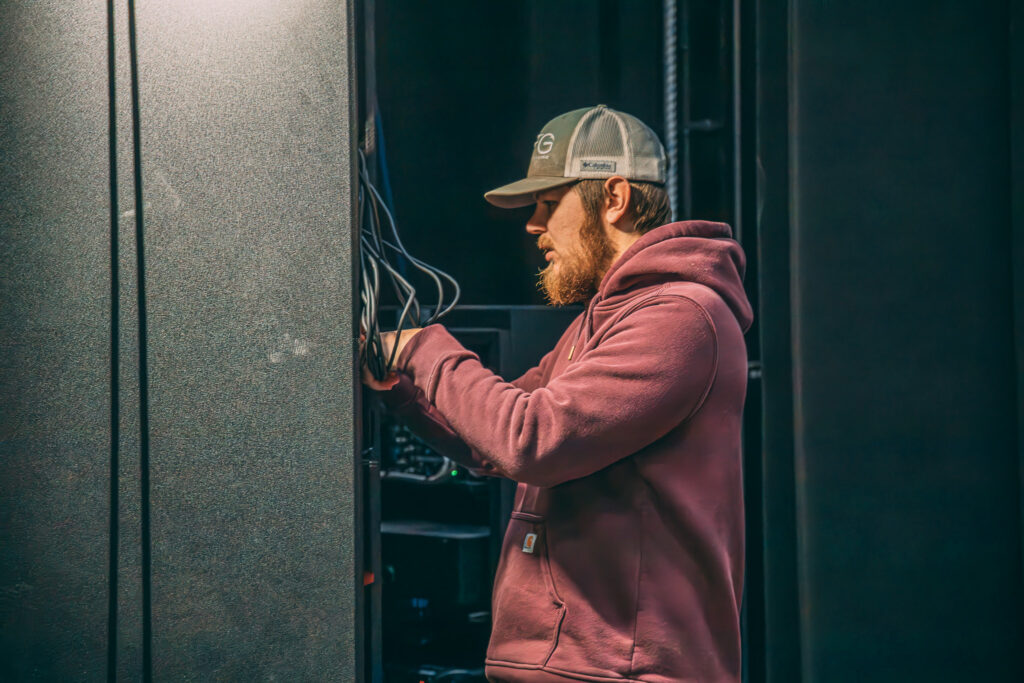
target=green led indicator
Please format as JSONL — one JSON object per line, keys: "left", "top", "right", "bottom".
{"left": 451, "top": 470, "right": 458, "bottom": 476}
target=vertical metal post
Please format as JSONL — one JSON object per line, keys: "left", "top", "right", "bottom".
{"left": 680, "top": 0, "right": 692, "bottom": 219}
{"left": 731, "top": 0, "right": 743, "bottom": 243}
{"left": 664, "top": 0, "right": 679, "bottom": 220}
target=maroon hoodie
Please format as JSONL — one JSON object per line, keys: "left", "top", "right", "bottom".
{"left": 384, "top": 220, "right": 753, "bottom": 683}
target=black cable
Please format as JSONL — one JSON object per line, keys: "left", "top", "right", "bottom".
{"left": 360, "top": 163, "right": 459, "bottom": 322}
{"left": 125, "top": 1, "right": 153, "bottom": 679}
{"left": 357, "top": 147, "right": 461, "bottom": 379}
{"left": 105, "top": 0, "right": 119, "bottom": 679}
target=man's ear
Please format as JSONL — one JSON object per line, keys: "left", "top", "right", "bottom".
{"left": 602, "top": 176, "right": 633, "bottom": 226}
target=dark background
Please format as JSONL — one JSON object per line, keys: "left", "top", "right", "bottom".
{"left": 375, "top": 0, "right": 666, "bottom": 305}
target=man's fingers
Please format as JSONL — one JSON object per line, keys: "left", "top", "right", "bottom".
{"left": 361, "top": 366, "right": 399, "bottom": 391}
{"left": 359, "top": 330, "right": 407, "bottom": 386}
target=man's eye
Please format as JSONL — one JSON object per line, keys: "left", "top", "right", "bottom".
{"left": 544, "top": 201, "right": 557, "bottom": 211}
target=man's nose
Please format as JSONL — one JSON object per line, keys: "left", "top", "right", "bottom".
{"left": 525, "top": 205, "right": 546, "bottom": 235}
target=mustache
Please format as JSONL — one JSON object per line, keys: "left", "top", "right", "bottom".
{"left": 537, "top": 237, "right": 555, "bottom": 252}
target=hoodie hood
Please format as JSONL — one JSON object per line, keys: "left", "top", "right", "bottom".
{"left": 593, "top": 220, "right": 754, "bottom": 332}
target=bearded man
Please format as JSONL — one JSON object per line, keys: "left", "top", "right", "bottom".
{"left": 365, "top": 105, "right": 753, "bottom": 683}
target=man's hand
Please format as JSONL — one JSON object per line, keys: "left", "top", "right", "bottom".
{"left": 360, "top": 327, "right": 423, "bottom": 391}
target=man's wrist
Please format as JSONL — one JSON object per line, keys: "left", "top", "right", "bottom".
{"left": 395, "top": 327, "right": 423, "bottom": 360}
{"left": 382, "top": 327, "right": 424, "bottom": 367}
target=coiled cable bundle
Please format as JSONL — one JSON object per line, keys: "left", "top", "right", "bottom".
{"left": 358, "top": 148, "right": 460, "bottom": 380}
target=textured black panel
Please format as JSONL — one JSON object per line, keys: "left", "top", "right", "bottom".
{"left": 788, "top": 2, "right": 1021, "bottom": 681}
{"left": 0, "top": 2, "right": 112, "bottom": 679}
{"left": 130, "top": 1, "right": 359, "bottom": 679}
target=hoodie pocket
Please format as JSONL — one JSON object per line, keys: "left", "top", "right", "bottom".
{"left": 486, "top": 511, "right": 565, "bottom": 666}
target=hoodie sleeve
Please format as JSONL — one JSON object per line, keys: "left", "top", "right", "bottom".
{"left": 375, "top": 338, "right": 564, "bottom": 477}
{"left": 395, "top": 294, "right": 718, "bottom": 487}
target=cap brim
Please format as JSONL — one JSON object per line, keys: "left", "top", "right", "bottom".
{"left": 483, "top": 176, "right": 577, "bottom": 209}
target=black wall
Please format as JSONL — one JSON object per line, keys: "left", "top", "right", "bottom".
{"left": 756, "top": 1, "right": 1024, "bottom": 681}
{"left": 1, "top": 1, "right": 362, "bottom": 679}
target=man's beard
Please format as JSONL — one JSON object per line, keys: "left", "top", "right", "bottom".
{"left": 537, "top": 214, "right": 616, "bottom": 306}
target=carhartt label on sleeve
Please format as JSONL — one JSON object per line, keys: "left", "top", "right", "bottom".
{"left": 522, "top": 532, "right": 537, "bottom": 554}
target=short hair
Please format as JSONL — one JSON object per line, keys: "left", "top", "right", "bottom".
{"left": 573, "top": 179, "right": 672, "bottom": 234}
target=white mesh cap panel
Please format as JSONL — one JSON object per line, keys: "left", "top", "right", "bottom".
{"left": 623, "top": 115, "right": 667, "bottom": 182}
{"left": 565, "top": 107, "right": 630, "bottom": 178}
{"left": 563, "top": 105, "right": 666, "bottom": 182}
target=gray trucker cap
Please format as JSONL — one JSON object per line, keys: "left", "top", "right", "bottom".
{"left": 484, "top": 104, "right": 667, "bottom": 209}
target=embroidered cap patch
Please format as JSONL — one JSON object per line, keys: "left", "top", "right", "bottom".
{"left": 581, "top": 160, "right": 616, "bottom": 172}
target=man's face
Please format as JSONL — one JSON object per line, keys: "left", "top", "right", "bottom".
{"left": 527, "top": 184, "right": 615, "bottom": 306}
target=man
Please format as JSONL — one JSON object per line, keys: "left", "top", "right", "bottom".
{"left": 365, "top": 105, "right": 753, "bottom": 683}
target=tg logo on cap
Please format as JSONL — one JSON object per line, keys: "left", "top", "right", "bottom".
{"left": 534, "top": 133, "right": 554, "bottom": 156}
